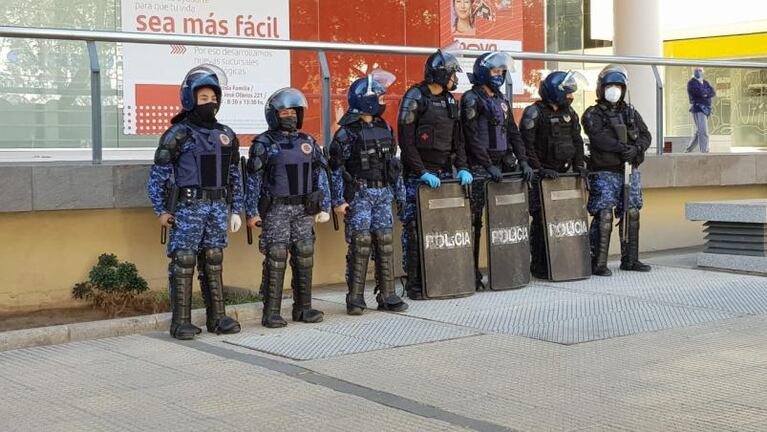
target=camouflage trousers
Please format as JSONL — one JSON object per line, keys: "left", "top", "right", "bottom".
{"left": 587, "top": 170, "right": 643, "bottom": 253}
{"left": 259, "top": 204, "right": 314, "bottom": 252}
{"left": 167, "top": 199, "right": 229, "bottom": 256}
{"left": 344, "top": 186, "right": 395, "bottom": 285}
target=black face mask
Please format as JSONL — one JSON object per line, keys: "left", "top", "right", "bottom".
{"left": 278, "top": 116, "right": 298, "bottom": 132}
{"left": 189, "top": 102, "right": 218, "bottom": 127}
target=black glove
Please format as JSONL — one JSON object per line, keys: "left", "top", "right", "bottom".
{"left": 538, "top": 168, "right": 559, "bottom": 180}
{"left": 621, "top": 146, "right": 638, "bottom": 162}
{"left": 633, "top": 151, "right": 645, "bottom": 167}
{"left": 520, "top": 161, "right": 534, "bottom": 182}
{"left": 575, "top": 166, "right": 589, "bottom": 179}
{"left": 486, "top": 165, "right": 503, "bottom": 182}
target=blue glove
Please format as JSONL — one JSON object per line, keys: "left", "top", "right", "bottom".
{"left": 420, "top": 172, "right": 441, "bottom": 189}
{"left": 457, "top": 169, "right": 473, "bottom": 186}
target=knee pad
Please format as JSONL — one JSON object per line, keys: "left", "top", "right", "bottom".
{"left": 352, "top": 232, "right": 373, "bottom": 249}
{"left": 266, "top": 243, "right": 288, "bottom": 270}
{"left": 598, "top": 209, "right": 614, "bottom": 229}
{"left": 173, "top": 249, "right": 196, "bottom": 274}
{"left": 203, "top": 248, "right": 223, "bottom": 265}
{"left": 372, "top": 229, "right": 394, "bottom": 255}
{"left": 292, "top": 240, "right": 314, "bottom": 268}
{"left": 203, "top": 248, "right": 224, "bottom": 272}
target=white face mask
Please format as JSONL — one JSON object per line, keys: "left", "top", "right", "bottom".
{"left": 604, "top": 86, "right": 622, "bottom": 104}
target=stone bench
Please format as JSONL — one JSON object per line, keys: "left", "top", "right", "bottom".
{"left": 685, "top": 199, "right": 767, "bottom": 274}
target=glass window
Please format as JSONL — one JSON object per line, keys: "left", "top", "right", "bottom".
{"left": 0, "top": 0, "right": 157, "bottom": 150}
{"left": 665, "top": 63, "right": 767, "bottom": 150}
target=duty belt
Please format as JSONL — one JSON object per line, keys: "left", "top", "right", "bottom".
{"left": 272, "top": 195, "right": 307, "bottom": 205}
{"left": 179, "top": 187, "right": 228, "bottom": 201}
{"left": 354, "top": 179, "right": 388, "bottom": 189}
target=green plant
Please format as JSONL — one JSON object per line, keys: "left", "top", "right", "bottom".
{"left": 72, "top": 253, "right": 149, "bottom": 317}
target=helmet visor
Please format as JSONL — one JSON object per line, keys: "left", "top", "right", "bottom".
{"left": 433, "top": 42, "right": 464, "bottom": 73}
{"left": 367, "top": 69, "right": 396, "bottom": 95}
{"left": 269, "top": 88, "right": 309, "bottom": 110}
{"left": 480, "top": 52, "right": 515, "bottom": 73}
{"left": 598, "top": 64, "right": 628, "bottom": 83}
{"left": 559, "top": 70, "right": 588, "bottom": 94}
{"left": 184, "top": 64, "right": 228, "bottom": 86}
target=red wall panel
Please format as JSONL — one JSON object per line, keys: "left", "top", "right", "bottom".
{"left": 285, "top": 0, "right": 543, "bottom": 141}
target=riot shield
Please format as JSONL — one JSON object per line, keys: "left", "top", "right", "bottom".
{"left": 539, "top": 173, "right": 591, "bottom": 281}
{"left": 417, "top": 181, "right": 475, "bottom": 299}
{"left": 485, "top": 175, "right": 531, "bottom": 290}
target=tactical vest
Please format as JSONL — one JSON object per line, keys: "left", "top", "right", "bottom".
{"left": 540, "top": 104, "right": 575, "bottom": 163}
{"left": 345, "top": 123, "right": 394, "bottom": 181}
{"left": 174, "top": 124, "right": 234, "bottom": 189}
{"left": 599, "top": 103, "right": 640, "bottom": 143}
{"left": 415, "top": 88, "right": 458, "bottom": 154}
{"left": 475, "top": 91, "right": 510, "bottom": 152}
{"left": 267, "top": 134, "right": 315, "bottom": 197}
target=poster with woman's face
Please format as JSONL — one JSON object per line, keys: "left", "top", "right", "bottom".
{"left": 452, "top": 0, "right": 476, "bottom": 35}
{"left": 447, "top": 0, "right": 524, "bottom": 95}
{"left": 452, "top": 0, "right": 513, "bottom": 36}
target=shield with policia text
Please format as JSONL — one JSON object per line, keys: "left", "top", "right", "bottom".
{"left": 485, "top": 174, "right": 531, "bottom": 290}
{"left": 539, "top": 173, "right": 591, "bottom": 281}
{"left": 417, "top": 180, "right": 475, "bottom": 299}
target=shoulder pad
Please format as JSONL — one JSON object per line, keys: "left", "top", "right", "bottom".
{"left": 398, "top": 86, "right": 423, "bottom": 125}
{"left": 521, "top": 105, "right": 540, "bottom": 130}
{"left": 338, "top": 111, "right": 362, "bottom": 126}
{"left": 247, "top": 134, "right": 271, "bottom": 174}
{"left": 333, "top": 127, "right": 353, "bottom": 144}
{"left": 154, "top": 123, "right": 188, "bottom": 164}
{"left": 582, "top": 106, "right": 597, "bottom": 119}
{"left": 460, "top": 90, "right": 480, "bottom": 121}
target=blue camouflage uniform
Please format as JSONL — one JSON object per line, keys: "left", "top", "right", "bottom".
{"left": 147, "top": 117, "right": 243, "bottom": 339}
{"left": 329, "top": 114, "right": 408, "bottom": 313}
{"left": 245, "top": 129, "right": 330, "bottom": 327}
{"left": 582, "top": 99, "right": 652, "bottom": 275}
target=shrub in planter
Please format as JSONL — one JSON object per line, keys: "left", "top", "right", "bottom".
{"left": 72, "top": 254, "right": 149, "bottom": 318}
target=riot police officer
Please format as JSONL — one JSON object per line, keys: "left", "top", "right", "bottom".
{"left": 520, "top": 70, "right": 588, "bottom": 279}
{"left": 582, "top": 65, "right": 652, "bottom": 275}
{"left": 245, "top": 88, "right": 332, "bottom": 328}
{"left": 329, "top": 70, "right": 408, "bottom": 315}
{"left": 398, "top": 49, "right": 473, "bottom": 300}
{"left": 461, "top": 52, "right": 534, "bottom": 289}
{"left": 148, "top": 64, "right": 242, "bottom": 340}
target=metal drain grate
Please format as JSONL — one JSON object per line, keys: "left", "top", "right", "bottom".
{"left": 225, "top": 317, "right": 480, "bottom": 360}
{"left": 312, "top": 265, "right": 760, "bottom": 345}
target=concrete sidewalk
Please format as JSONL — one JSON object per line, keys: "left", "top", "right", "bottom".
{"left": 2, "top": 253, "right": 767, "bottom": 431}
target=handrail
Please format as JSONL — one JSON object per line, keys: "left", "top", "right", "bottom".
{"left": 1, "top": 26, "right": 766, "bottom": 68}
{"left": 0, "top": 25, "right": 765, "bottom": 163}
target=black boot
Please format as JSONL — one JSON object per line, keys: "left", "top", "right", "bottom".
{"left": 620, "top": 209, "right": 652, "bottom": 272}
{"left": 373, "top": 229, "right": 408, "bottom": 312}
{"left": 404, "top": 221, "right": 425, "bottom": 300}
{"left": 529, "top": 212, "right": 549, "bottom": 279}
{"left": 346, "top": 232, "right": 371, "bottom": 315}
{"left": 261, "top": 243, "right": 288, "bottom": 328}
{"left": 198, "top": 248, "right": 241, "bottom": 334}
{"left": 290, "top": 240, "right": 324, "bottom": 323}
{"left": 472, "top": 213, "right": 486, "bottom": 290}
{"left": 169, "top": 249, "right": 202, "bottom": 340}
{"left": 591, "top": 210, "right": 613, "bottom": 276}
